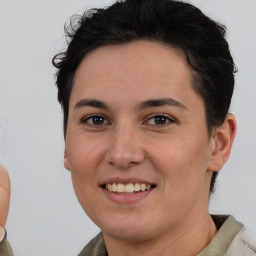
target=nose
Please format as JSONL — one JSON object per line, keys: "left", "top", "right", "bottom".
{"left": 104, "top": 125, "right": 145, "bottom": 169}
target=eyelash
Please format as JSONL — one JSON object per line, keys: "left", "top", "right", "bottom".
{"left": 81, "top": 113, "right": 175, "bottom": 127}
{"left": 144, "top": 114, "right": 176, "bottom": 126}
{"left": 81, "top": 114, "right": 111, "bottom": 126}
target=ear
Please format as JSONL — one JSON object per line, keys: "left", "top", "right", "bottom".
{"left": 207, "top": 113, "right": 236, "bottom": 172}
{"left": 64, "top": 147, "right": 71, "bottom": 171}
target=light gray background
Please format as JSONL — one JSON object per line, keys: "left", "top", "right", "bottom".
{"left": 0, "top": 0, "right": 255, "bottom": 255}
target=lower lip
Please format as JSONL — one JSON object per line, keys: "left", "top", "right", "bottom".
{"left": 101, "top": 187, "right": 154, "bottom": 204}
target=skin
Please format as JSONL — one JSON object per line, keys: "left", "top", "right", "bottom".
{"left": 0, "top": 164, "right": 10, "bottom": 240}
{"left": 64, "top": 40, "right": 236, "bottom": 256}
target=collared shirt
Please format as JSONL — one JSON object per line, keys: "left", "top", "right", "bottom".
{"left": 0, "top": 215, "right": 255, "bottom": 255}
{"left": 78, "top": 215, "right": 256, "bottom": 256}
{"left": 0, "top": 229, "right": 14, "bottom": 256}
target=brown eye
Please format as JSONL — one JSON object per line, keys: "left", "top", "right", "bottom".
{"left": 146, "top": 114, "right": 174, "bottom": 126}
{"left": 82, "top": 115, "right": 109, "bottom": 126}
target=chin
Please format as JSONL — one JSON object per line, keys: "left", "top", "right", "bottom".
{"left": 99, "top": 216, "right": 158, "bottom": 242}
{"left": 103, "top": 227, "right": 152, "bottom": 242}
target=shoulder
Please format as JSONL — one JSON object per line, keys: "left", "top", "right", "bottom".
{"left": 224, "top": 226, "right": 256, "bottom": 256}
{"left": 0, "top": 232, "right": 14, "bottom": 256}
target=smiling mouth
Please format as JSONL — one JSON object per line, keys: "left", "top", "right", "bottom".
{"left": 103, "top": 183, "right": 156, "bottom": 194}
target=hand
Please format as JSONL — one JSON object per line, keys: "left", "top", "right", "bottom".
{"left": 0, "top": 164, "right": 10, "bottom": 228}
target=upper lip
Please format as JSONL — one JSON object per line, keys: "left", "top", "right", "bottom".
{"left": 100, "top": 177, "right": 156, "bottom": 186}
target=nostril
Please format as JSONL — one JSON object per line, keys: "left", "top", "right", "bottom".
{"left": 104, "top": 132, "right": 145, "bottom": 168}
{"left": 105, "top": 150, "right": 145, "bottom": 169}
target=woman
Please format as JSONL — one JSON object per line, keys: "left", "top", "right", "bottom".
{"left": 1, "top": 0, "right": 255, "bottom": 255}
{"left": 51, "top": 0, "right": 255, "bottom": 255}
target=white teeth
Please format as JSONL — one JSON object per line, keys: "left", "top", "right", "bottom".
{"left": 140, "top": 184, "right": 146, "bottom": 191}
{"left": 117, "top": 183, "right": 125, "bottom": 193}
{"left": 107, "top": 184, "right": 112, "bottom": 191}
{"left": 112, "top": 183, "right": 117, "bottom": 192}
{"left": 105, "top": 183, "right": 153, "bottom": 193}
{"left": 134, "top": 183, "right": 140, "bottom": 192}
{"left": 125, "top": 183, "right": 134, "bottom": 193}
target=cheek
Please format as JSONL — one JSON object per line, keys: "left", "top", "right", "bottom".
{"left": 65, "top": 137, "right": 105, "bottom": 212}
{"left": 71, "top": 173, "right": 101, "bottom": 222}
{"left": 68, "top": 138, "right": 102, "bottom": 200}
{"left": 148, "top": 135, "right": 209, "bottom": 189}
{"left": 66, "top": 132, "right": 109, "bottom": 178}
{"left": 149, "top": 138, "right": 210, "bottom": 220}
{"left": 66, "top": 133, "right": 106, "bottom": 175}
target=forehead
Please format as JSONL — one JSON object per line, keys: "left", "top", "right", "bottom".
{"left": 71, "top": 40, "right": 203, "bottom": 112}
{"left": 76, "top": 40, "right": 190, "bottom": 77}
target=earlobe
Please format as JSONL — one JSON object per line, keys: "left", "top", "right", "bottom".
{"left": 207, "top": 113, "right": 236, "bottom": 172}
{"left": 64, "top": 148, "right": 71, "bottom": 171}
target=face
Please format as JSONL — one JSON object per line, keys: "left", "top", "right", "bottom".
{"left": 64, "top": 41, "right": 216, "bottom": 242}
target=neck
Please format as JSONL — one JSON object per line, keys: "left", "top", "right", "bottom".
{"left": 103, "top": 213, "right": 217, "bottom": 256}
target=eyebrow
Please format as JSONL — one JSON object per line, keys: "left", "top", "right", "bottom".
{"left": 137, "top": 98, "right": 187, "bottom": 110}
{"left": 73, "top": 99, "right": 109, "bottom": 110}
{"left": 73, "top": 97, "right": 187, "bottom": 111}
